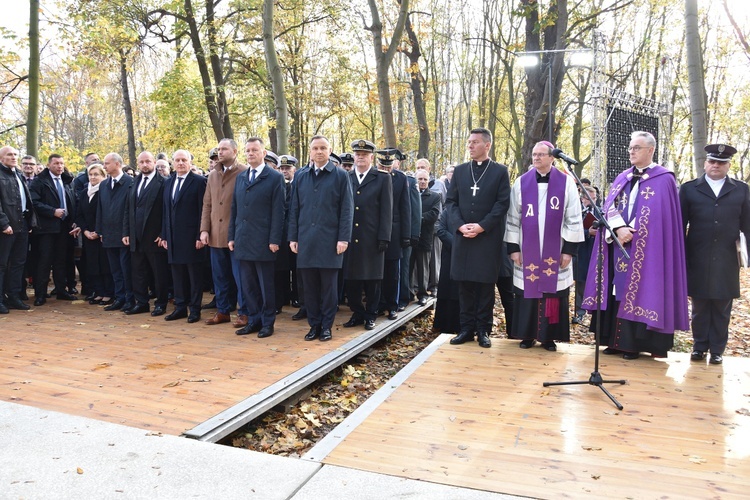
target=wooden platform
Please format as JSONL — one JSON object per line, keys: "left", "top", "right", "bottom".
{"left": 0, "top": 298, "right": 422, "bottom": 437}
{"left": 318, "top": 336, "right": 750, "bottom": 499}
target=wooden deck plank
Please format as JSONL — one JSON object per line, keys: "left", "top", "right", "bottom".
{"left": 322, "top": 336, "right": 750, "bottom": 499}
{"left": 0, "top": 299, "right": 387, "bottom": 435}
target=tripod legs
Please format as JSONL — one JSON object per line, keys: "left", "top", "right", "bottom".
{"left": 544, "top": 371, "right": 627, "bottom": 410}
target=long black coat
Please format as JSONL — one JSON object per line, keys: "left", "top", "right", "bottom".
{"left": 123, "top": 173, "right": 166, "bottom": 254}
{"left": 383, "top": 169, "right": 411, "bottom": 261}
{"left": 96, "top": 173, "right": 133, "bottom": 248}
{"left": 29, "top": 168, "right": 76, "bottom": 235}
{"left": 416, "top": 188, "right": 441, "bottom": 251}
{"left": 229, "top": 166, "right": 285, "bottom": 262}
{"left": 344, "top": 168, "right": 393, "bottom": 280}
{"left": 288, "top": 161, "right": 353, "bottom": 269}
{"left": 75, "top": 189, "right": 110, "bottom": 277}
{"left": 162, "top": 173, "right": 207, "bottom": 264}
{"left": 679, "top": 175, "right": 750, "bottom": 299}
{"left": 445, "top": 160, "right": 511, "bottom": 284}
{"left": 407, "top": 174, "right": 421, "bottom": 241}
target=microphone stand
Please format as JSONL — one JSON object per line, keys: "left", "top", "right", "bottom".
{"left": 542, "top": 158, "right": 628, "bottom": 410}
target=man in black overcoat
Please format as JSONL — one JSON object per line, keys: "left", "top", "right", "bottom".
{"left": 343, "top": 140, "right": 393, "bottom": 330}
{"left": 0, "top": 146, "right": 36, "bottom": 312}
{"left": 29, "top": 154, "right": 78, "bottom": 306}
{"left": 122, "top": 151, "right": 169, "bottom": 316}
{"left": 411, "top": 169, "right": 441, "bottom": 306}
{"left": 680, "top": 143, "right": 750, "bottom": 365}
{"left": 229, "top": 138, "right": 286, "bottom": 338}
{"left": 161, "top": 150, "right": 208, "bottom": 323}
{"left": 375, "top": 150, "right": 411, "bottom": 320}
{"left": 445, "top": 127, "right": 511, "bottom": 348}
{"left": 289, "top": 135, "right": 354, "bottom": 342}
{"left": 96, "top": 152, "right": 134, "bottom": 311}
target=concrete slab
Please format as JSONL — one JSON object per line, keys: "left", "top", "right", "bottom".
{"left": 0, "top": 401, "right": 320, "bottom": 499}
{"left": 291, "top": 464, "right": 523, "bottom": 500}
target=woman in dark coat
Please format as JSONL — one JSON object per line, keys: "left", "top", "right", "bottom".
{"left": 75, "top": 164, "right": 113, "bottom": 304}
{"left": 433, "top": 209, "right": 460, "bottom": 333}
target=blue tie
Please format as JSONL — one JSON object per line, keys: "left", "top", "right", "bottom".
{"left": 54, "top": 177, "right": 66, "bottom": 210}
{"left": 250, "top": 169, "right": 256, "bottom": 183}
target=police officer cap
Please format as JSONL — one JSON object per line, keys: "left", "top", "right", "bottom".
{"left": 376, "top": 153, "right": 395, "bottom": 167}
{"left": 264, "top": 151, "right": 279, "bottom": 166}
{"left": 279, "top": 154, "right": 298, "bottom": 168}
{"left": 377, "top": 147, "right": 406, "bottom": 161}
{"left": 339, "top": 153, "right": 355, "bottom": 165}
{"left": 704, "top": 143, "right": 737, "bottom": 162}
{"left": 329, "top": 152, "right": 342, "bottom": 166}
{"left": 351, "top": 139, "right": 376, "bottom": 152}
{"left": 209, "top": 148, "right": 218, "bottom": 160}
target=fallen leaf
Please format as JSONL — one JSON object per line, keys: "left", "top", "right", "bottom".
{"left": 689, "top": 456, "right": 706, "bottom": 464}
{"left": 163, "top": 380, "right": 181, "bottom": 388}
{"left": 76, "top": 468, "right": 83, "bottom": 474}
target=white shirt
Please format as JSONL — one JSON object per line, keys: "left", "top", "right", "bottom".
{"left": 705, "top": 175, "right": 726, "bottom": 197}
{"left": 172, "top": 175, "right": 187, "bottom": 199}
{"left": 248, "top": 163, "right": 265, "bottom": 181}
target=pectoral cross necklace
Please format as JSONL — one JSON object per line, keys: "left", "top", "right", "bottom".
{"left": 470, "top": 160, "right": 489, "bottom": 197}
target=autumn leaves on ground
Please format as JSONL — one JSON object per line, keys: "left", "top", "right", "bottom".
{"left": 229, "top": 268, "right": 749, "bottom": 457}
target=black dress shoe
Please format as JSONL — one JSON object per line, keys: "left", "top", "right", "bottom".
{"left": 89, "top": 297, "right": 102, "bottom": 305}
{"left": 477, "top": 331, "right": 491, "bottom": 348}
{"left": 104, "top": 299, "right": 125, "bottom": 311}
{"left": 343, "top": 316, "right": 364, "bottom": 328}
{"left": 622, "top": 352, "right": 640, "bottom": 360}
{"left": 304, "top": 327, "right": 321, "bottom": 341}
{"left": 519, "top": 339, "right": 536, "bottom": 349}
{"left": 690, "top": 350, "right": 706, "bottom": 361}
{"left": 201, "top": 298, "right": 217, "bottom": 310}
{"left": 709, "top": 354, "right": 723, "bottom": 365}
{"left": 124, "top": 303, "right": 150, "bottom": 315}
{"left": 541, "top": 341, "right": 557, "bottom": 352}
{"left": 165, "top": 309, "right": 188, "bottom": 321}
{"left": 319, "top": 328, "right": 332, "bottom": 341}
{"left": 121, "top": 302, "right": 135, "bottom": 314}
{"left": 99, "top": 297, "right": 114, "bottom": 305}
{"left": 450, "top": 330, "right": 475, "bottom": 345}
{"left": 275, "top": 308, "right": 283, "bottom": 315}
{"left": 387, "top": 311, "right": 398, "bottom": 320}
{"left": 291, "top": 299, "right": 300, "bottom": 308}
{"left": 417, "top": 297, "right": 428, "bottom": 306}
{"left": 292, "top": 308, "right": 307, "bottom": 321}
{"left": 602, "top": 347, "right": 621, "bottom": 355}
{"left": 187, "top": 311, "right": 201, "bottom": 323}
{"left": 236, "top": 322, "right": 262, "bottom": 335}
{"left": 6, "top": 296, "right": 30, "bottom": 310}
{"left": 0, "top": 303, "right": 8, "bottom": 314}
{"left": 397, "top": 305, "right": 406, "bottom": 312}
{"left": 151, "top": 306, "right": 166, "bottom": 316}
{"left": 86, "top": 292, "right": 97, "bottom": 301}
{"left": 364, "top": 319, "right": 375, "bottom": 330}
{"left": 33, "top": 297, "right": 46, "bottom": 306}
{"left": 56, "top": 291, "right": 77, "bottom": 301}
{"left": 257, "top": 325, "right": 274, "bottom": 338}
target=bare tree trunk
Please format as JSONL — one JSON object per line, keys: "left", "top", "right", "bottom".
{"left": 119, "top": 50, "right": 137, "bottom": 170}
{"left": 263, "top": 0, "right": 289, "bottom": 154}
{"left": 403, "top": 14, "right": 430, "bottom": 158}
{"left": 26, "top": 0, "right": 40, "bottom": 157}
{"left": 367, "top": 0, "right": 409, "bottom": 148}
{"left": 685, "top": 0, "right": 707, "bottom": 176}
{"left": 205, "top": 0, "right": 233, "bottom": 139}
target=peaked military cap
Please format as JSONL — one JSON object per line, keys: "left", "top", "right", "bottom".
{"left": 339, "top": 152, "right": 355, "bottom": 165}
{"left": 279, "top": 154, "right": 298, "bottom": 167}
{"left": 264, "top": 151, "right": 279, "bottom": 166}
{"left": 208, "top": 148, "right": 218, "bottom": 160}
{"left": 329, "top": 152, "right": 342, "bottom": 166}
{"left": 352, "top": 139, "right": 376, "bottom": 152}
{"left": 704, "top": 143, "right": 737, "bottom": 162}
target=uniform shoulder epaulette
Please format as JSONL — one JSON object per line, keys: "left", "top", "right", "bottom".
{"left": 377, "top": 168, "right": 390, "bottom": 174}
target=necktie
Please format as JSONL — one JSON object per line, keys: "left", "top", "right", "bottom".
{"left": 359, "top": 173, "right": 364, "bottom": 182}
{"left": 250, "top": 169, "right": 257, "bottom": 183}
{"left": 174, "top": 177, "right": 183, "bottom": 200}
{"left": 138, "top": 176, "right": 148, "bottom": 198}
{"left": 54, "top": 177, "right": 66, "bottom": 210}
{"left": 315, "top": 168, "right": 320, "bottom": 176}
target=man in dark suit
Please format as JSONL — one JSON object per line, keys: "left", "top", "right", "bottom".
{"left": 375, "top": 150, "right": 411, "bottom": 320}
{"left": 0, "top": 146, "right": 36, "bottom": 312}
{"left": 680, "top": 143, "right": 750, "bottom": 365}
{"left": 343, "top": 140, "right": 393, "bottom": 330}
{"left": 275, "top": 154, "right": 298, "bottom": 313}
{"left": 29, "top": 154, "right": 78, "bottom": 306}
{"left": 289, "top": 135, "right": 354, "bottom": 341}
{"left": 122, "top": 151, "right": 169, "bottom": 316}
{"left": 161, "top": 150, "right": 207, "bottom": 323}
{"left": 411, "top": 169, "right": 441, "bottom": 306}
{"left": 96, "top": 152, "right": 134, "bottom": 311}
{"left": 445, "top": 127, "right": 511, "bottom": 348}
{"left": 229, "top": 138, "right": 285, "bottom": 338}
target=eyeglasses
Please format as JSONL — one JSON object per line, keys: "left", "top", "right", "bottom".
{"left": 531, "top": 153, "right": 550, "bottom": 158}
{"left": 627, "top": 146, "right": 650, "bottom": 152}
{"left": 22, "top": 162, "right": 36, "bottom": 166}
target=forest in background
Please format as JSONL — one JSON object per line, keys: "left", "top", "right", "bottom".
{"left": 1, "top": 0, "right": 749, "bottom": 185}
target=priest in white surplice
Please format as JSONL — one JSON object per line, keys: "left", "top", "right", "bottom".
{"left": 504, "top": 141, "right": 584, "bottom": 352}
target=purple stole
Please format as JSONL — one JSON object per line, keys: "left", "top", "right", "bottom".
{"left": 520, "top": 168, "right": 567, "bottom": 299}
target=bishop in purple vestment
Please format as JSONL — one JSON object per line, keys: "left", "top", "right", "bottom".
{"left": 582, "top": 131, "right": 689, "bottom": 360}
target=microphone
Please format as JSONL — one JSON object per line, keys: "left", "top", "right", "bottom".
{"left": 551, "top": 148, "right": 579, "bottom": 165}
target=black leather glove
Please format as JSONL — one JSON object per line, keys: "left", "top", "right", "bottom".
{"left": 401, "top": 238, "right": 411, "bottom": 248}
{"left": 410, "top": 237, "right": 419, "bottom": 248}
{"left": 377, "top": 240, "right": 389, "bottom": 252}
